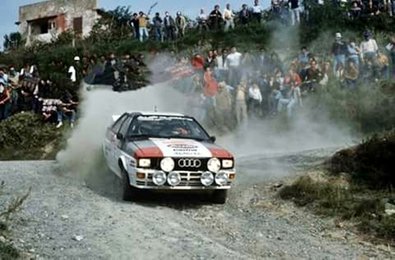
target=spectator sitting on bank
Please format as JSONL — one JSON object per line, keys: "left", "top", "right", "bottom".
{"left": 56, "top": 92, "right": 78, "bottom": 129}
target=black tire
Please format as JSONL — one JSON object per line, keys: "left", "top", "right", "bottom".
{"left": 212, "top": 190, "right": 228, "bottom": 204}
{"left": 121, "top": 168, "right": 140, "bottom": 201}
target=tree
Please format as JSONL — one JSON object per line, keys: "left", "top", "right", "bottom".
{"left": 3, "top": 32, "right": 23, "bottom": 51}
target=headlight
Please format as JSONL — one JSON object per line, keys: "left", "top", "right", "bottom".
{"left": 152, "top": 171, "right": 167, "bottom": 186}
{"left": 207, "top": 158, "right": 221, "bottom": 173}
{"left": 222, "top": 159, "right": 234, "bottom": 168}
{"left": 160, "top": 157, "right": 175, "bottom": 172}
{"left": 215, "top": 171, "right": 229, "bottom": 186}
{"left": 167, "top": 172, "right": 181, "bottom": 186}
{"left": 201, "top": 171, "right": 214, "bottom": 186}
{"left": 138, "top": 158, "right": 151, "bottom": 168}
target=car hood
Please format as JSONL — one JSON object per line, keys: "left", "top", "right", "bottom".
{"left": 130, "top": 138, "right": 233, "bottom": 158}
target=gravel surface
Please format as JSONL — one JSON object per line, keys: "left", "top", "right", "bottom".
{"left": 0, "top": 150, "right": 393, "bottom": 259}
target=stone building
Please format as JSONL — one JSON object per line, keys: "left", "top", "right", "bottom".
{"left": 18, "top": 0, "right": 99, "bottom": 46}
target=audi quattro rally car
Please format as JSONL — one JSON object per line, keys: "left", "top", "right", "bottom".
{"left": 103, "top": 112, "right": 236, "bottom": 203}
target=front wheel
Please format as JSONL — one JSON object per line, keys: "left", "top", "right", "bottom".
{"left": 212, "top": 190, "right": 228, "bottom": 204}
{"left": 121, "top": 169, "right": 140, "bottom": 201}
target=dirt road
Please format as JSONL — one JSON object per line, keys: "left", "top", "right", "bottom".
{"left": 0, "top": 150, "right": 393, "bottom": 259}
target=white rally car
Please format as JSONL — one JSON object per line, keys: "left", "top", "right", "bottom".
{"left": 103, "top": 112, "right": 236, "bottom": 203}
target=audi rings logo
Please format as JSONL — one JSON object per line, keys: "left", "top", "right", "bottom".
{"left": 178, "top": 159, "right": 202, "bottom": 168}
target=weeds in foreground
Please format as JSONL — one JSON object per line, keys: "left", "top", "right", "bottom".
{"left": 0, "top": 182, "right": 31, "bottom": 259}
{"left": 279, "top": 174, "right": 395, "bottom": 242}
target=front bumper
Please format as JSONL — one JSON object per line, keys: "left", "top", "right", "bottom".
{"left": 128, "top": 168, "right": 235, "bottom": 190}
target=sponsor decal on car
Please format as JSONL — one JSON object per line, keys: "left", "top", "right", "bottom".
{"left": 150, "top": 138, "right": 212, "bottom": 157}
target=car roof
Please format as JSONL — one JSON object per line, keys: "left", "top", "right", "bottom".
{"left": 129, "top": 111, "right": 185, "bottom": 117}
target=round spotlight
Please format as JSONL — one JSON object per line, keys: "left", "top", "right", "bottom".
{"left": 207, "top": 158, "right": 221, "bottom": 173}
{"left": 200, "top": 171, "right": 214, "bottom": 186}
{"left": 160, "top": 157, "right": 175, "bottom": 172}
{"left": 215, "top": 171, "right": 229, "bottom": 186}
{"left": 167, "top": 172, "right": 181, "bottom": 186}
{"left": 152, "top": 171, "right": 167, "bottom": 186}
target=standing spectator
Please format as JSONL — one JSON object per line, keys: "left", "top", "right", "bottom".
{"left": 388, "top": 35, "right": 395, "bottom": 78}
{"left": 214, "top": 49, "right": 229, "bottom": 81}
{"left": 215, "top": 81, "right": 233, "bottom": 132}
{"left": 223, "top": 4, "right": 235, "bottom": 31}
{"left": 298, "top": 46, "right": 310, "bottom": 67}
{"left": 235, "top": 80, "right": 248, "bottom": 125}
{"left": 289, "top": 0, "right": 301, "bottom": 26}
{"left": 152, "top": 12, "right": 163, "bottom": 42}
{"left": 239, "top": 4, "right": 251, "bottom": 25}
{"left": 360, "top": 31, "right": 378, "bottom": 64}
{"left": 226, "top": 47, "right": 242, "bottom": 86}
{"left": 129, "top": 13, "right": 140, "bottom": 40}
{"left": 251, "top": 0, "right": 263, "bottom": 24}
{"left": 209, "top": 5, "right": 223, "bottom": 30}
{"left": 203, "top": 67, "right": 218, "bottom": 100}
{"left": 331, "top": 33, "right": 348, "bottom": 76}
{"left": 347, "top": 39, "right": 360, "bottom": 68}
{"left": 138, "top": 12, "right": 149, "bottom": 42}
{"left": 197, "top": 9, "right": 209, "bottom": 32}
{"left": 205, "top": 50, "right": 216, "bottom": 68}
{"left": 68, "top": 56, "right": 80, "bottom": 85}
{"left": 0, "top": 81, "right": 11, "bottom": 120}
{"left": 248, "top": 83, "right": 263, "bottom": 117}
{"left": 175, "top": 12, "right": 187, "bottom": 38}
{"left": 163, "top": 12, "right": 176, "bottom": 41}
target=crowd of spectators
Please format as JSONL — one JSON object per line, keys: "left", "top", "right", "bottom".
{"left": 0, "top": 61, "right": 79, "bottom": 127}
{"left": 158, "top": 31, "right": 395, "bottom": 131}
{"left": 127, "top": 0, "right": 395, "bottom": 42}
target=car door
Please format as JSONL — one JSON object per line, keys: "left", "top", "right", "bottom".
{"left": 113, "top": 116, "right": 134, "bottom": 168}
{"left": 105, "top": 114, "right": 127, "bottom": 171}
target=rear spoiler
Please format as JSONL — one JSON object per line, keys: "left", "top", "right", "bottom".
{"left": 112, "top": 115, "right": 121, "bottom": 122}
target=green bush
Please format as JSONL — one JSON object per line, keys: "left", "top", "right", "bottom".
{"left": 0, "top": 112, "right": 64, "bottom": 160}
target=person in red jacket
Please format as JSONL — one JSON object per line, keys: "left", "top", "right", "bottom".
{"left": 192, "top": 54, "right": 205, "bottom": 71}
{"left": 203, "top": 67, "right": 218, "bottom": 98}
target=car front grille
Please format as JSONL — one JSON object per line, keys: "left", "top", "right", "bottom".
{"left": 150, "top": 158, "right": 209, "bottom": 172}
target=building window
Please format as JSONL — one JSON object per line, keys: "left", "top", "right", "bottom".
{"left": 73, "top": 17, "right": 83, "bottom": 34}
{"left": 29, "top": 16, "right": 57, "bottom": 35}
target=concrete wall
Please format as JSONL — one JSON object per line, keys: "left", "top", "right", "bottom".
{"left": 19, "top": 0, "right": 98, "bottom": 45}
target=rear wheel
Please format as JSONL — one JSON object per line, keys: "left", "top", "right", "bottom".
{"left": 212, "top": 190, "right": 228, "bottom": 204}
{"left": 121, "top": 168, "right": 140, "bottom": 201}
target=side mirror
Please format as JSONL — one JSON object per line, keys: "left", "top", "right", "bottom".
{"left": 209, "top": 136, "right": 216, "bottom": 143}
{"left": 116, "top": 133, "right": 124, "bottom": 140}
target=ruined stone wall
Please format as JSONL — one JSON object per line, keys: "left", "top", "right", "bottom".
{"left": 19, "top": 0, "right": 98, "bottom": 42}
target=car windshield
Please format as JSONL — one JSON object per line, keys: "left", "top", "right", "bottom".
{"left": 127, "top": 115, "right": 211, "bottom": 141}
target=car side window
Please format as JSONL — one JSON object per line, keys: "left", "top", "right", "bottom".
{"left": 111, "top": 114, "right": 127, "bottom": 133}
{"left": 119, "top": 116, "right": 133, "bottom": 137}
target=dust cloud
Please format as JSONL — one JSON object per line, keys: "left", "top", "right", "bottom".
{"left": 56, "top": 50, "right": 354, "bottom": 183}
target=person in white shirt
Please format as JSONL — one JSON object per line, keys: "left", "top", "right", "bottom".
{"left": 360, "top": 31, "right": 378, "bottom": 63}
{"left": 197, "top": 8, "right": 209, "bottom": 32}
{"left": 251, "top": 0, "right": 263, "bottom": 24}
{"left": 223, "top": 3, "right": 235, "bottom": 31}
{"left": 248, "top": 83, "right": 262, "bottom": 117}
{"left": 68, "top": 56, "right": 80, "bottom": 83}
{"left": 225, "top": 47, "right": 242, "bottom": 86}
